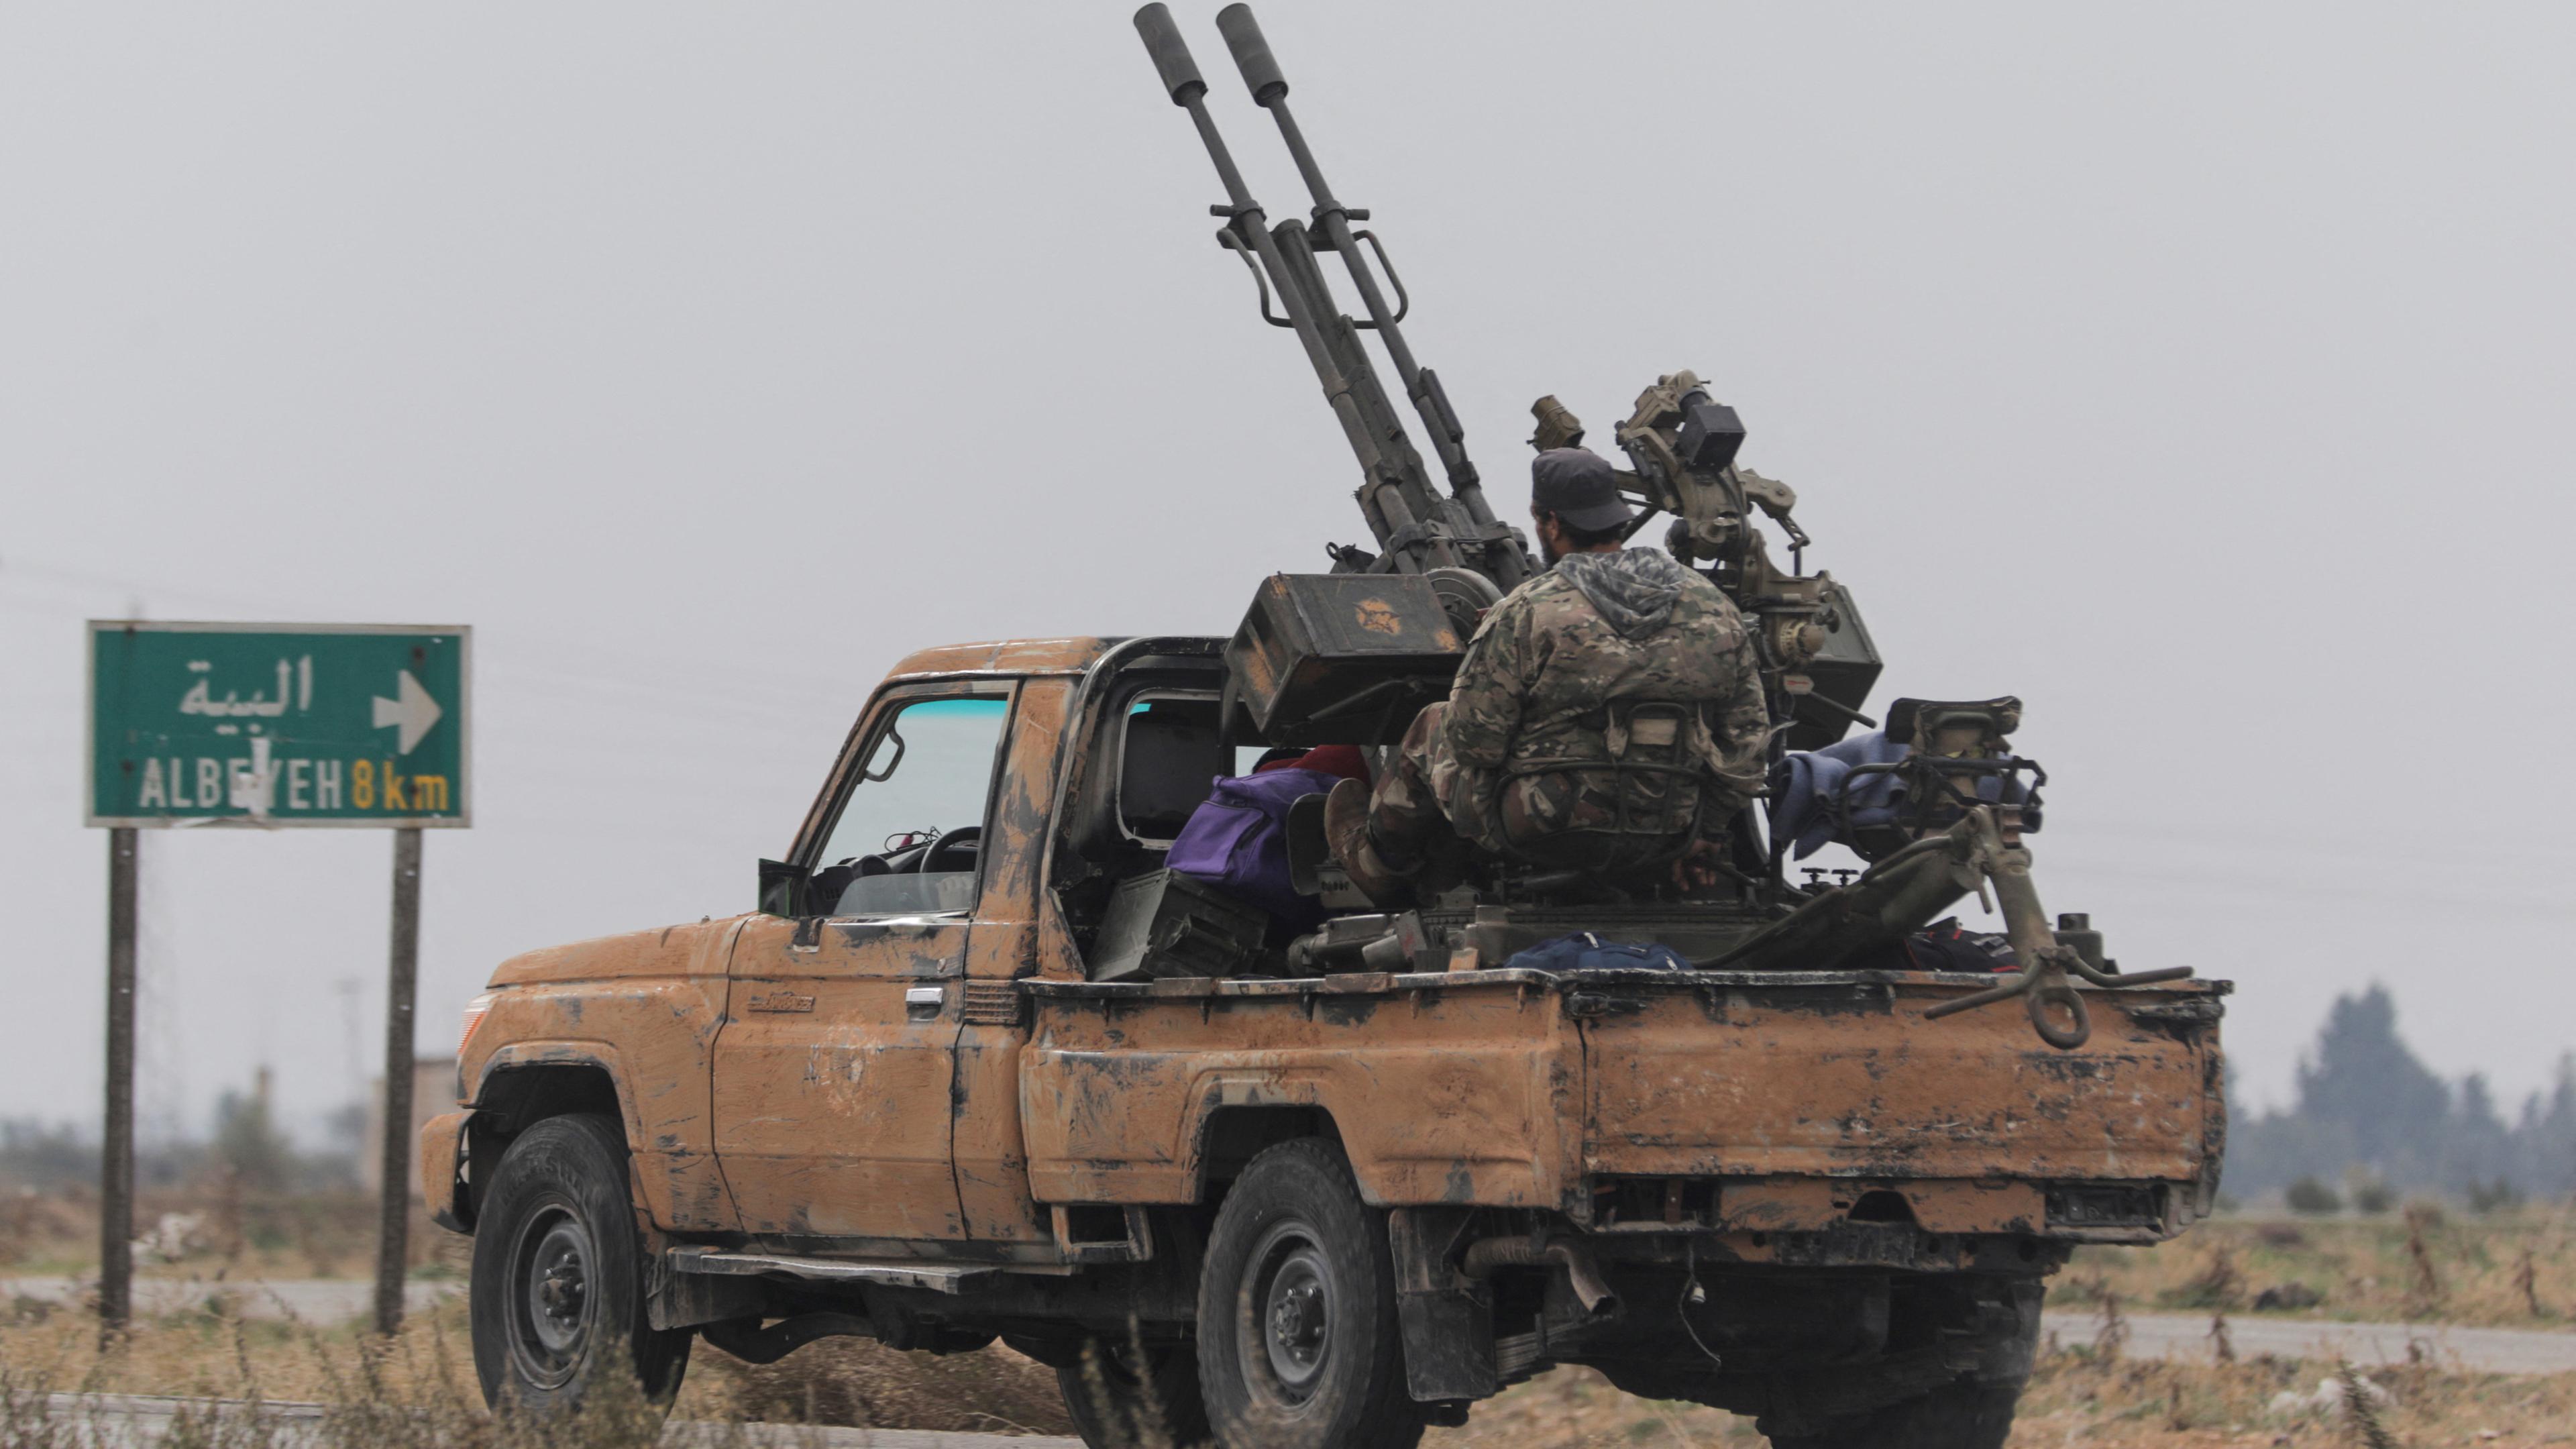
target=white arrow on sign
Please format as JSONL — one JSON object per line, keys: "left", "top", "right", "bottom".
{"left": 371, "top": 669, "right": 444, "bottom": 755}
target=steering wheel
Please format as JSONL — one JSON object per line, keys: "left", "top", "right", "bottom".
{"left": 920, "top": 826, "right": 981, "bottom": 873}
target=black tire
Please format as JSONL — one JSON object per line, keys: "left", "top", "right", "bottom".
{"left": 1057, "top": 1336, "right": 1212, "bottom": 1449}
{"left": 469, "top": 1113, "right": 692, "bottom": 1420}
{"left": 1195, "top": 1139, "right": 1421, "bottom": 1449}
{"left": 1764, "top": 1378, "right": 2024, "bottom": 1449}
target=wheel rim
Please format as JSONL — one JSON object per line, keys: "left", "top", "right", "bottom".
{"left": 1244, "top": 1218, "right": 1337, "bottom": 1403}
{"left": 506, "top": 1199, "right": 595, "bottom": 1389}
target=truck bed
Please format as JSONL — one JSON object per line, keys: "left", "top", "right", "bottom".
{"left": 1018, "top": 966, "right": 2225, "bottom": 1244}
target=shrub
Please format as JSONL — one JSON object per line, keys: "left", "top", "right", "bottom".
{"left": 2466, "top": 1177, "right": 2524, "bottom": 1214}
{"left": 2286, "top": 1177, "right": 2343, "bottom": 1215}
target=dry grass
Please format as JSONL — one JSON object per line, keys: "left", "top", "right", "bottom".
{"left": 0, "top": 1295, "right": 1072, "bottom": 1438}
{"left": 2057, "top": 1205, "right": 2576, "bottom": 1328}
{"left": 8, "top": 1296, "right": 2576, "bottom": 1447}
{"left": 2005, "top": 1350, "right": 2576, "bottom": 1447}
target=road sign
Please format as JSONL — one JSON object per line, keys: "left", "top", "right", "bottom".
{"left": 87, "top": 622, "right": 470, "bottom": 828}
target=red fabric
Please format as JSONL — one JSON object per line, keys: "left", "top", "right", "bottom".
{"left": 1254, "top": 744, "right": 1370, "bottom": 784}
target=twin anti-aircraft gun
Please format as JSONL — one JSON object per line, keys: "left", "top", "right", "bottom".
{"left": 1133, "top": 3, "right": 1872, "bottom": 753}
{"left": 1135, "top": 3, "right": 2187, "bottom": 1046}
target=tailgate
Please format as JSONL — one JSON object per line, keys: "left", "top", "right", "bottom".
{"left": 1578, "top": 973, "right": 2222, "bottom": 1188}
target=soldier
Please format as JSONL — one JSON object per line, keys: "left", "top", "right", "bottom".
{"left": 1324, "top": 447, "right": 1772, "bottom": 904}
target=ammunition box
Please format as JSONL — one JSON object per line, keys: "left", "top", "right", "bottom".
{"left": 1224, "top": 573, "right": 1463, "bottom": 746}
{"left": 1089, "top": 869, "right": 1271, "bottom": 981}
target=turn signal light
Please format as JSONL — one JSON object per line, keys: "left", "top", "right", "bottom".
{"left": 458, "top": 992, "right": 494, "bottom": 1055}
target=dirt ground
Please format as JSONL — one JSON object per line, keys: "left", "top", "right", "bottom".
{"left": 1421, "top": 1354, "right": 2576, "bottom": 1447}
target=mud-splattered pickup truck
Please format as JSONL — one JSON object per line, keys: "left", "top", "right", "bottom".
{"left": 422, "top": 633, "right": 2228, "bottom": 1449}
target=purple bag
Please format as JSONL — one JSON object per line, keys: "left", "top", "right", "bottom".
{"left": 1165, "top": 767, "right": 1342, "bottom": 930}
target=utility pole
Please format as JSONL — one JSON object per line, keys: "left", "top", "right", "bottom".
{"left": 373, "top": 827, "right": 423, "bottom": 1336}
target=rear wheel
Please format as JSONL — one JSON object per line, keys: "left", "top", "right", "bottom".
{"left": 1764, "top": 1377, "right": 2025, "bottom": 1449}
{"left": 1056, "top": 1336, "right": 1210, "bottom": 1449}
{"left": 469, "top": 1114, "right": 692, "bottom": 1421}
{"left": 1195, "top": 1139, "right": 1421, "bottom": 1449}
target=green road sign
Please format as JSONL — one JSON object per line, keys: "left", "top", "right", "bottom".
{"left": 88, "top": 622, "right": 470, "bottom": 828}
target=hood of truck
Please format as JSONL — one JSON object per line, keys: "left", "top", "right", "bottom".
{"left": 488, "top": 916, "right": 748, "bottom": 987}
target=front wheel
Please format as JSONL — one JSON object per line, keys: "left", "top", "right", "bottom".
{"left": 1195, "top": 1139, "right": 1421, "bottom": 1449}
{"left": 469, "top": 1114, "right": 692, "bottom": 1421}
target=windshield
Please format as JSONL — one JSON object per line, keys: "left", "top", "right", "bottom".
{"left": 815, "top": 696, "right": 1009, "bottom": 915}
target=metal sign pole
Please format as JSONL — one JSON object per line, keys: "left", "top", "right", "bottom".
{"left": 99, "top": 827, "right": 138, "bottom": 1345}
{"left": 373, "top": 826, "right": 423, "bottom": 1336}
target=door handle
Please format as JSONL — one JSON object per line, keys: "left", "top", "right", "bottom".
{"left": 905, "top": 986, "right": 945, "bottom": 1021}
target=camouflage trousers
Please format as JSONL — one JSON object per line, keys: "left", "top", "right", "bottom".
{"left": 1368, "top": 702, "right": 1706, "bottom": 875}
{"left": 1364, "top": 702, "right": 1470, "bottom": 873}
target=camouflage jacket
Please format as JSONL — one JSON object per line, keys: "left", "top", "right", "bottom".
{"left": 1428, "top": 549, "right": 1770, "bottom": 862}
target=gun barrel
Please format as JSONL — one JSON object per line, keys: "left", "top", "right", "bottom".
{"left": 1133, "top": 4, "right": 1206, "bottom": 105}
{"left": 1212, "top": 5, "right": 1513, "bottom": 574}
{"left": 1132, "top": 4, "right": 1407, "bottom": 531}
{"left": 1214, "top": 4, "right": 1287, "bottom": 104}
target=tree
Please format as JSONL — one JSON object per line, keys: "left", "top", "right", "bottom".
{"left": 212, "top": 1088, "right": 291, "bottom": 1191}
{"left": 2292, "top": 985, "right": 2452, "bottom": 1183}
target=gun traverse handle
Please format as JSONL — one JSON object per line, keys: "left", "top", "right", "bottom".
{"left": 1134, "top": 3, "right": 1208, "bottom": 105}
{"left": 1216, "top": 4, "right": 1289, "bottom": 105}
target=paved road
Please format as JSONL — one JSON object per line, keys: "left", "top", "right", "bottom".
{"left": 37, "top": 1397, "right": 1081, "bottom": 1447}
{"left": 13, "top": 1279, "right": 2569, "bottom": 1380}
{"left": 2042, "top": 1309, "right": 2576, "bottom": 1375}
{"left": 4, "top": 1275, "right": 460, "bottom": 1321}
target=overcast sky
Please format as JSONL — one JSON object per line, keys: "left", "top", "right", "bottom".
{"left": 5, "top": 1, "right": 2571, "bottom": 1144}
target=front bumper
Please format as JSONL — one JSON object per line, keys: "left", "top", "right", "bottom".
{"left": 417, "top": 1110, "right": 471, "bottom": 1233}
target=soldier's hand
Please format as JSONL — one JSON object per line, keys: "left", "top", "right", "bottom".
{"left": 1672, "top": 841, "right": 1725, "bottom": 893}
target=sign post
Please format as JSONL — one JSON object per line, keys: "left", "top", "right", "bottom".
{"left": 87, "top": 622, "right": 470, "bottom": 1337}
{"left": 376, "top": 828, "right": 423, "bottom": 1336}
{"left": 100, "top": 828, "right": 138, "bottom": 1345}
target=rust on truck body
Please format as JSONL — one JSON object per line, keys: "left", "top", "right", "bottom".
{"left": 1018, "top": 967, "right": 2218, "bottom": 1235}
{"left": 1022, "top": 971, "right": 1580, "bottom": 1209}
{"left": 460, "top": 916, "right": 743, "bottom": 1230}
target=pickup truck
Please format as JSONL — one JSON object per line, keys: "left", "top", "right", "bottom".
{"left": 421, "top": 632, "right": 2229, "bottom": 1449}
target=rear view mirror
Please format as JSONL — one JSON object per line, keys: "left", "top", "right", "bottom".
{"left": 757, "top": 858, "right": 810, "bottom": 918}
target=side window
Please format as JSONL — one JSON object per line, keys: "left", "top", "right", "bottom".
{"left": 814, "top": 696, "right": 1010, "bottom": 916}
{"left": 1108, "top": 692, "right": 1277, "bottom": 846}
{"left": 1116, "top": 695, "right": 1230, "bottom": 844}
